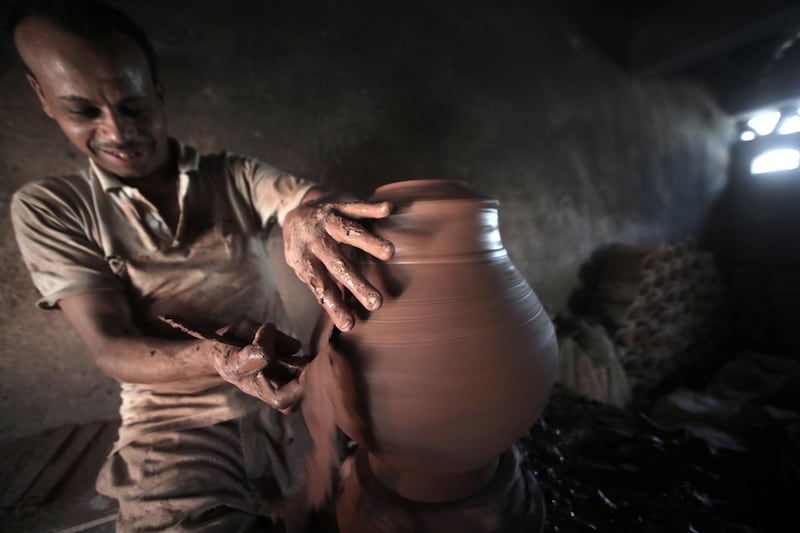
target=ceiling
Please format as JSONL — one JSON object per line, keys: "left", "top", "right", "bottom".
{"left": 554, "top": 0, "right": 800, "bottom": 116}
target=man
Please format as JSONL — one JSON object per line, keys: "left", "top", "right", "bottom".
{"left": 7, "top": 0, "right": 394, "bottom": 530}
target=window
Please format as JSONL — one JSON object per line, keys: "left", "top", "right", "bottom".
{"left": 739, "top": 106, "right": 800, "bottom": 175}
{"left": 751, "top": 148, "right": 800, "bottom": 174}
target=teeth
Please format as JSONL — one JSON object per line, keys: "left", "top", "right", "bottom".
{"left": 108, "top": 150, "right": 141, "bottom": 160}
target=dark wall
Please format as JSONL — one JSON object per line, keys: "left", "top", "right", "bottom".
{"left": 707, "top": 131, "right": 800, "bottom": 352}
{"left": 716, "top": 135, "right": 800, "bottom": 266}
{"left": 0, "top": 0, "right": 733, "bottom": 438}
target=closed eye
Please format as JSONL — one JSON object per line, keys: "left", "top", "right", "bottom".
{"left": 67, "top": 106, "right": 101, "bottom": 119}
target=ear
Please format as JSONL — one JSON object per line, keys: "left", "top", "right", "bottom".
{"left": 26, "top": 73, "right": 55, "bottom": 119}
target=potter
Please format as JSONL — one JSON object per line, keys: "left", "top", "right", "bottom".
{"left": 8, "top": 0, "right": 392, "bottom": 530}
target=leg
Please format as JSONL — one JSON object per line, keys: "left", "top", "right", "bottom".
{"left": 97, "top": 408, "right": 310, "bottom": 532}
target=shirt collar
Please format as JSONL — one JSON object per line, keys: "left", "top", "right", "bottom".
{"left": 89, "top": 138, "right": 199, "bottom": 192}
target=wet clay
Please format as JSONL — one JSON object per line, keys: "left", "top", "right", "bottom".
{"left": 336, "top": 445, "right": 545, "bottom": 533}
{"left": 296, "top": 180, "right": 558, "bottom": 532}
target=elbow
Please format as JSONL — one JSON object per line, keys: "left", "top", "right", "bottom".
{"left": 90, "top": 338, "right": 128, "bottom": 383}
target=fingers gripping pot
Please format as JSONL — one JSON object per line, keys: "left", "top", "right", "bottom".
{"left": 310, "top": 180, "right": 558, "bottom": 528}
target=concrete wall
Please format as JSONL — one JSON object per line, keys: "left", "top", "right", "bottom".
{"left": 0, "top": 0, "right": 733, "bottom": 439}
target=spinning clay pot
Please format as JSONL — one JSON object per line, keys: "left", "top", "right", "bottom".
{"left": 314, "top": 179, "right": 558, "bottom": 506}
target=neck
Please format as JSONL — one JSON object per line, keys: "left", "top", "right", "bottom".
{"left": 118, "top": 142, "right": 178, "bottom": 188}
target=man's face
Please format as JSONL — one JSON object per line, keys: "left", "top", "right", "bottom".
{"left": 14, "top": 18, "right": 169, "bottom": 179}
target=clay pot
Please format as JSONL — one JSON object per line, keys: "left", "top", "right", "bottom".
{"left": 316, "top": 179, "right": 558, "bottom": 505}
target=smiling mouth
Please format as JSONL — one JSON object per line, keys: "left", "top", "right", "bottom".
{"left": 100, "top": 147, "right": 146, "bottom": 162}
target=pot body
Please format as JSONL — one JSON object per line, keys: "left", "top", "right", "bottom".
{"left": 327, "top": 180, "right": 558, "bottom": 497}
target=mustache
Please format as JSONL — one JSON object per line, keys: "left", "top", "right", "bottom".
{"left": 94, "top": 140, "right": 150, "bottom": 151}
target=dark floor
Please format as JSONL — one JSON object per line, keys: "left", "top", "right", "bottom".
{"left": 529, "top": 351, "right": 800, "bottom": 533}
{"left": 1, "top": 349, "right": 798, "bottom": 532}
{"left": 0, "top": 420, "right": 119, "bottom": 533}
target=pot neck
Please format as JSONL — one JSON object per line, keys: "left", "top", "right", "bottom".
{"left": 369, "top": 180, "right": 506, "bottom": 264}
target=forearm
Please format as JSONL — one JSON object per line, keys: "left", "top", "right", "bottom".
{"left": 57, "top": 292, "right": 245, "bottom": 386}
{"left": 91, "top": 334, "right": 232, "bottom": 384}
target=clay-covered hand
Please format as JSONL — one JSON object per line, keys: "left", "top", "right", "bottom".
{"left": 212, "top": 323, "right": 309, "bottom": 413}
{"left": 282, "top": 196, "right": 395, "bottom": 331}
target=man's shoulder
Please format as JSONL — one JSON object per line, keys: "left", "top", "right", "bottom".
{"left": 195, "top": 147, "right": 254, "bottom": 171}
{"left": 14, "top": 173, "right": 91, "bottom": 200}
{"left": 199, "top": 149, "right": 299, "bottom": 188}
{"left": 11, "top": 173, "right": 93, "bottom": 217}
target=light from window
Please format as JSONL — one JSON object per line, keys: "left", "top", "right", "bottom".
{"left": 751, "top": 148, "right": 800, "bottom": 174}
{"left": 778, "top": 115, "right": 800, "bottom": 135}
{"left": 747, "top": 111, "right": 782, "bottom": 135}
{"left": 740, "top": 131, "right": 756, "bottom": 141}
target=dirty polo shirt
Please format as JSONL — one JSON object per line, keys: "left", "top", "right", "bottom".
{"left": 10, "top": 140, "right": 316, "bottom": 450}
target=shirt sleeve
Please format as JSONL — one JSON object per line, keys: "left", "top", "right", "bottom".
{"left": 10, "top": 179, "right": 123, "bottom": 309}
{"left": 225, "top": 153, "right": 317, "bottom": 227}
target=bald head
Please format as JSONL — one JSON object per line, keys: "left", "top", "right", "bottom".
{"left": 13, "top": 15, "right": 170, "bottom": 180}
{"left": 15, "top": 17, "right": 150, "bottom": 92}
{"left": 7, "top": 0, "right": 159, "bottom": 82}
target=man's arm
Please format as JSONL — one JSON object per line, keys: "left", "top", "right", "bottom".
{"left": 282, "top": 187, "right": 395, "bottom": 332}
{"left": 59, "top": 291, "right": 306, "bottom": 411}
{"left": 59, "top": 291, "right": 218, "bottom": 382}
